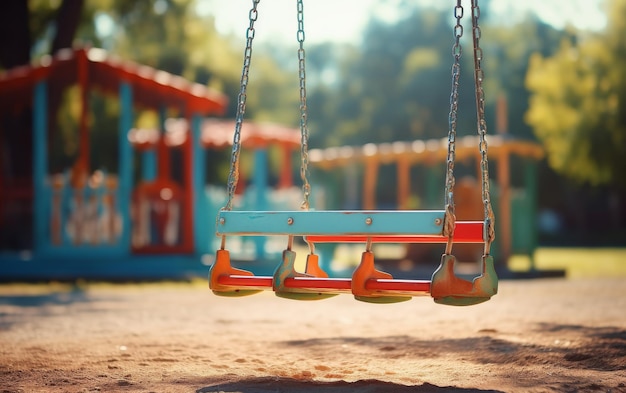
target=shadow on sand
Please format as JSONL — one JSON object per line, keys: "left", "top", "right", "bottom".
{"left": 0, "top": 285, "right": 100, "bottom": 330}
{"left": 0, "top": 286, "right": 90, "bottom": 308}
{"left": 197, "top": 377, "right": 505, "bottom": 393}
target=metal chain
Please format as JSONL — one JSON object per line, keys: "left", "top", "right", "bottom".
{"left": 222, "top": 0, "right": 260, "bottom": 211}
{"left": 443, "top": 0, "right": 464, "bottom": 252}
{"left": 297, "top": 0, "right": 312, "bottom": 210}
{"left": 471, "top": 0, "right": 496, "bottom": 254}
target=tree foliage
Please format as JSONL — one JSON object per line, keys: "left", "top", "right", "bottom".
{"left": 304, "top": 5, "right": 569, "bottom": 150}
{"left": 307, "top": 6, "right": 478, "bottom": 148}
{"left": 483, "top": 18, "right": 569, "bottom": 140}
{"left": 525, "top": 0, "right": 626, "bottom": 189}
{"left": 9, "top": 1, "right": 617, "bottom": 187}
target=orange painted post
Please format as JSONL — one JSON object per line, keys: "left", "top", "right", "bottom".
{"left": 496, "top": 94, "right": 508, "bottom": 134}
{"left": 397, "top": 157, "right": 410, "bottom": 209}
{"left": 278, "top": 145, "right": 293, "bottom": 189}
{"left": 362, "top": 159, "right": 379, "bottom": 210}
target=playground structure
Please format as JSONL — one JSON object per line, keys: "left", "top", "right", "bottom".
{"left": 307, "top": 131, "right": 544, "bottom": 272}
{"left": 150, "top": 117, "right": 306, "bottom": 260}
{"left": 0, "top": 4, "right": 549, "bottom": 288}
{"left": 0, "top": 47, "right": 305, "bottom": 280}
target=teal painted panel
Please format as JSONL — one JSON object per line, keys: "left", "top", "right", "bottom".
{"left": 141, "top": 150, "right": 157, "bottom": 181}
{"left": 216, "top": 210, "right": 445, "bottom": 236}
{"left": 191, "top": 114, "right": 208, "bottom": 254}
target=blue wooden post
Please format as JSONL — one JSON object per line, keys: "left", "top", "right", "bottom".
{"left": 61, "top": 170, "right": 72, "bottom": 245}
{"left": 191, "top": 114, "right": 208, "bottom": 254}
{"left": 142, "top": 149, "right": 157, "bottom": 181}
{"left": 32, "top": 81, "right": 48, "bottom": 254}
{"left": 253, "top": 149, "right": 269, "bottom": 210}
{"left": 118, "top": 82, "right": 133, "bottom": 252}
{"left": 253, "top": 149, "right": 269, "bottom": 258}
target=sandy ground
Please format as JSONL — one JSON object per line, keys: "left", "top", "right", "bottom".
{"left": 0, "top": 277, "right": 625, "bottom": 393}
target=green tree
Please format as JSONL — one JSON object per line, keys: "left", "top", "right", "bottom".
{"left": 525, "top": 0, "right": 626, "bottom": 189}
{"left": 307, "top": 5, "right": 478, "bottom": 149}
{"left": 484, "top": 18, "right": 570, "bottom": 140}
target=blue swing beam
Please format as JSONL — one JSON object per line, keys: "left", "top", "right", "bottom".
{"left": 217, "top": 210, "right": 446, "bottom": 236}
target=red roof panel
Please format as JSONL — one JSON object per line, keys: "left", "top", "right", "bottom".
{"left": 0, "top": 47, "right": 228, "bottom": 115}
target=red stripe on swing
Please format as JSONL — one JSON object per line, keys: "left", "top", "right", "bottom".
{"left": 218, "top": 275, "right": 432, "bottom": 296}
{"left": 306, "top": 221, "right": 484, "bottom": 243}
{"left": 218, "top": 275, "right": 273, "bottom": 288}
{"left": 284, "top": 277, "right": 352, "bottom": 290}
{"left": 365, "top": 279, "right": 431, "bottom": 294}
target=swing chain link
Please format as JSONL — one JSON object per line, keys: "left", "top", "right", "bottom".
{"left": 471, "top": 0, "right": 496, "bottom": 254}
{"left": 443, "top": 0, "right": 464, "bottom": 250}
{"left": 223, "top": 0, "right": 260, "bottom": 212}
{"left": 297, "top": 0, "right": 312, "bottom": 210}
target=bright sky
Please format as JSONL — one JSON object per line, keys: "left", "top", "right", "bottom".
{"left": 196, "top": 0, "right": 608, "bottom": 45}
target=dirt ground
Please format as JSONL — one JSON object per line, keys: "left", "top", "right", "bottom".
{"left": 1, "top": 276, "right": 625, "bottom": 393}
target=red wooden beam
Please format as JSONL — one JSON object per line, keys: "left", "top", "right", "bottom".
{"left": 218, "top": 274, "right": 273, "bottom": 289}
{"left": 305, "top": 221, "right": 484, "bottom": 244}
{"left": 285, "top": 277, "right": 352, "bottom": 292}
{"left": 216, "top": 275, "right": 433, "bottom": 297}
{"left": 365, "top": 279, "right": 430, "bottom": 296}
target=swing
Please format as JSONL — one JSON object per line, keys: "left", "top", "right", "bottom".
{"left": 209, "top": 0, "right": 497, "bottom": 306}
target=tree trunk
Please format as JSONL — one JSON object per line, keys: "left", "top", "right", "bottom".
{"left": 0, "top": 0, "right": 31, "bottom": 68}
{"left": 51, "top": 0, "right": 85, "bottom": 54}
